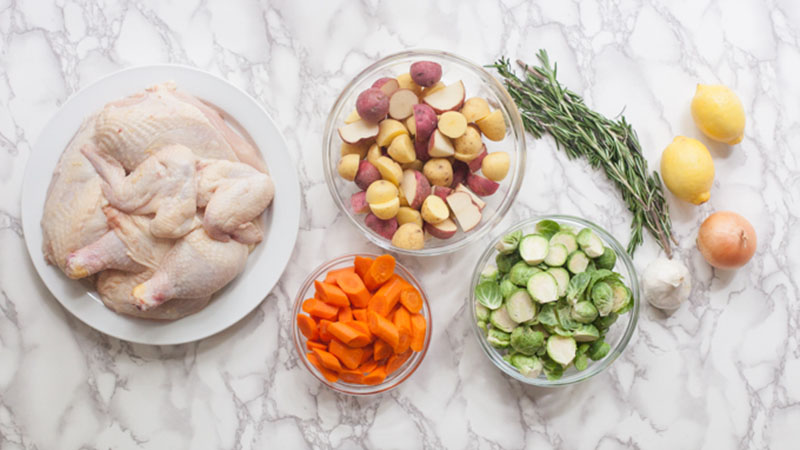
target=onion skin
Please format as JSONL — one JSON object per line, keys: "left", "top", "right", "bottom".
{"left": 697, "top": 211, "right": 757, "bottom": 269}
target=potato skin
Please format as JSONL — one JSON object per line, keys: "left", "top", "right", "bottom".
{"left": 454, "top": 125, "right": 483, "bottom": 161}
{"left": 337, "top": 154, "right": 360, "bottom": 181}
{"left": 391, "top": 223, "right": 425, "bottom": 250}
{"left": 481, "top": 152, "right": 510, "bottom": 181}
{"left": 410, "top": 61, "right": 442, "bottom": 88}
{"left": 423, "top": 158, "right": 454, "bottom": 187}
{"left": 366, "top": 213, "right": 399, "bottom": 240}
{"left": 354, "top": 160, "right": 381, "bottom": 190}
{"left": 413, "top": 104, "right": 438, "bottom": 146}
{"left": 356, "top": 88, "right": 389, "bottom": 123}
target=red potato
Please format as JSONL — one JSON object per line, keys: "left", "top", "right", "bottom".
{"left": 356, "top": 88, "right": 390, "bottom": 123}
{"left": 365, "top": 213, "right": 399, "bottom": 240}
{"left": 389, "top": 89, "right": 419, "bottom": 120}
{"left": 410, "top": 61, "right": 443, "bottom": 87}
{"left": 466, "top": 173, "right": 500, "bottom": 196}
{"left": 400, "top": 170, "right": 431, "bottom": 210}
{"left": 467, "top": 146, "right": 488, "bottom": 172}
{"left": 446, "top": 192, "right": 482, "bottom": 232}
{"left": 451, "top": 161, "right": 469, "bottom": 188}
{"left": 339, "top": 120, "right": 379, "bottom": 144}
{"left": 431, "top": 186, "right": 453, "bottom": 201}
{"left": 425, "top": 218, "right": 458, "bottom": 239}
{"left": 354, "top": 160, "right": 381, "bottom": 190}
{"left": 413, "top": 104, "right": 438, "bottom": 145}
{"left": 414, "top": 139, "right": 430, "bottom": 162}
{"left": 372, "top": 77, "right": 400, "bottom": 96}
{"left": 350, "top": 191, "right": 369, "bottom": 214}
{"left": 427, "top": 130, "right": 455, "bottom": 158}
{"left": 455, "top": 183, "right": 486, "bottom": 211}
{"left": 423, "top": 81, "right": 465, "bottom": 114}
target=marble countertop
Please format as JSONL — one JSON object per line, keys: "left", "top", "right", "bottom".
{"left": 1, "top": 1, "right": 799, "bottom": 449}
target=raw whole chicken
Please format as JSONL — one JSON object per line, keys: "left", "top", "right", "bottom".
{"left": 41, "top": 82, "right": 275, "bottom": 321}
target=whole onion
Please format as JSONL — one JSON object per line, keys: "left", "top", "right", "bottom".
{"left": 697, "top": 211, "right": 757, "bottom": 269}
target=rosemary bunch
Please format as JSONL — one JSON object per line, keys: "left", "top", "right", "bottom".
{"left": 490, "top": 50, "right": 676, "bottom": 257}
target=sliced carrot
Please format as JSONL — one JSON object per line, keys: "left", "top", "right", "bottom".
{"left": 307, "top": 352, "right": 339, "bottom": 383}
{"left": 363, "top": 254, "right": 396, "bottom": 291}
{"left": 312, "top": 348, "right": 343, "bottom": 372}
{"left": 353, "top": 308, "right": 368, "bottom": 322}
{"left": 329, "top": 338, "right": 364, "bottom": 370}
{"left": 314, "top": 289, "right": 322, "bottom": 300}
{"left": 359, "top": 344, "right": 374, "bottom": 365}
{"left": 367, "top": 311, "right": 400, "bottom": 350}
{"left": 336, "top": 272, "right": 371, "bottom": 308}
{"left": 327, "top": 322, "right": 370, "bottom": 348}
{"left": 315, "top": 280, "right": 350, "bottom": 307}
{"left": 386, "top": 349, "right": 413, "bottom": 375}
{"left": 354, "top": 256, "right": 374, "bottom": 279}
{"left": 393, "top": 307, "right": 412, "bottom": 354}
{"left": 324, "top": 266, "right": 355, "bottom": 284}
{"left": 306, "top": 340, "right": 327, "bottom": 351}
{"left": 318, "top": 319, "right": 334, "bottom": 343}
{"left": 338, "top": 305, "right": 353, "bottom": 322}
{"left": 306, "top": 299, "right": 339, "bottom": 320}
{"left": 347, "top": 320, "right": 373, "bottom": 342}
{"left": 410, "top": 313, "right": 426, "bottom": 352}
{"left": 368, "top": 275, "right": 405, "bottom": 317}
{"left": 399, "top": 288, "right": 423, "bottom": 313}
{"left": 363, "top": 366, "right": 387, "bottom": 385}
{"left": 338, "top": 369, "right": 365, "bottom": 384}
{"left": 358, "top": 357, "right": 379, "bottom": 374}
{"left": 373, "top": 339, "right": 392, "bottom": 361}
{"left": 297, "top": 314, "right": 319, "bottom": 340}
{"left": 302, "top": 298, "right": 315, "bottom": 314}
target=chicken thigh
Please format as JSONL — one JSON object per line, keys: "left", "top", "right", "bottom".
{"left": 97, "top": 270, "right": 211, "bottom": 320}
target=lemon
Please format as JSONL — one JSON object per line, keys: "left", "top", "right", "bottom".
{"left": 660, "top": 136, "right": 715, "bottom": 205}
{"left": 690, "top": 84, "right": 745, "bottom": 145}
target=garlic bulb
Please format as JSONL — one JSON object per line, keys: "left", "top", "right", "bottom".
{"left": 642, "top": 258, "right": 691, "bottom": 310}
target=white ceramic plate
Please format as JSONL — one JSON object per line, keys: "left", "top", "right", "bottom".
{"left": 21, "top": 65, "right": 301, "bottom": 345}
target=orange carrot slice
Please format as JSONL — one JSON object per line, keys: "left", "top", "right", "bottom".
{"left": 399, "top": 288, "right": 423, "bottom": 313}
{"left": 324, "top": 267, "right": 355, "bottom": 284}
{"left": 392, "top": 307, "right": 412, "bottom": 354}
{"left": 354, "top": 256, "right": 374, "bottom": 279}
{"left": 358, "top": 357, "right": 379, "bottom": 374}
{"left": 312, "top": 348, "right": 343, "bottom": 372}
{"left": 373, "top": 338, "right": 392, "bottom": 361}
{"left": 347, "top": 320, "right": 373, "bottom": 342}
{"left": 318, "top": 319, "right": 334, "bottom": 343}
{"left": 368, "top": 275, "right": 405, "bottom": 317}
{"left": 297, "top": 314, "right": 319, "bottom": 340}
{"left": 363, "top": 366, "right": 388, "bottom": 385}
{"left": 363, "top": 255, "right": 396, "bottom": 291}
{"left": 329, "top": 338, "right": 364, "bottom": 370}
{"left": 306, "top": 340, "right": 327, "bottom": 351}
{"left": 367, "top": 311, "right": 400, "bottom": 350}
{"left": 338, "top": 305, "right": 353, "bottom": 322}
{"left": 307, "top": 352, "right": 339, "bottom": 383}
{"left": 410, "top": 314, "right": 426, "bottom": 352}
{"left": 386, "top": 349, "right": 413, "bottom": 375}
{"left": 352, "top": 308, "right": 368, "bottom": 322}
{"left": 306, "top": 299, "right": 339, "bottom": 320}
{"left": 338, "top": 369, "right": 365, "bottom": 384}
{"left": 327, "top": 322, "right": 370, "bottom": 348}
{"left": 336, "top": 272, "right": 371, "bottom": 308}
{"left": 315, "top": 281, "right": 350, "bottom": 307}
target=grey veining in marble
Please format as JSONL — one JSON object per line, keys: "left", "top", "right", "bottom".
{"left": 1, "top": 0, "right": 799, "bottom": 449}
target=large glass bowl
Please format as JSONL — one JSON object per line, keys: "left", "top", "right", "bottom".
{"left": 469, "top": 215, "right": 640, "bottom": 387}
{"left": 322, "top": 49, "right": 526, "bottom": 256}
{"left": 292, "top": 254, "right": 432, "bottom": 395}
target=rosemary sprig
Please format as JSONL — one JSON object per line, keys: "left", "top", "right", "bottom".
{"left": 490, "top": 50, "right": 676, "bottom": 257}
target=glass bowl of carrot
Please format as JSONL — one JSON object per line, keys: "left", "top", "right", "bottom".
{"left": 292, "top": 253, "right": 432, "bottom": 395}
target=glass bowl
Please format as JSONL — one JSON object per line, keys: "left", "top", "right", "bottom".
{"left": 468, "top": 215, "right": 640, "bottom": 387}
{"left": 322, "top": 49, "right": 526, "bottom": 256}
{"left": 292, "top": 253, "right": 432, "bottom": 395}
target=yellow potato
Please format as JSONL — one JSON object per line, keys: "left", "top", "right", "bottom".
{"left": 481, "top": 151, "right": 510, "bottom": 182}
{"left": 387, "top": 134, "right": 416, "bottom": 164}
{"left": 398, "top": 186, "right": 409, "bottom": 207}
{"left": 374, "top": 156, "right": 403, "bottom": 185}
{"left": 438, "top": 111, "right": 468, "bottom": 139}
{"left": 396, "top": 73, "right": 423, "bottom": 96}
{"left": 421, "top": 82, "right": 445, "bottom": 99}
{"left": 476, "top": 109, "right": 506, "bottom": 141}
{"left": 376, "top": 119, "right": 409, "bottom": 147}
{"left": 341, "top": 140, "right": 369, "bottom": 158}
{"left": 345, "top": 109, "right": 362, "bottom": 124}
{"left": 453, "top": 126, "right": 483, "bottom": 161}
{"left": 366, "top": 179, "right": 398, "bottom": 204}
{"left": 420, "top": 195, "right": 449, "bottom": 224}
{"left": 423, "top": 158, "right": 453, "bottom": 187}
{"left": 461, "top": 97, "right": 490, "bottom": 123}
{"left": 406, "top": 115, "right": 416, "bottom": 135}
{"left": 391, "top": 223, "right": 425, "bottom": 250}
{"left": 366, "top": 143, "right": 382, "bottom": 165}
{"left": 370, "top": 198, "right": 400, "bottom": 220}
{"left": 401, "top": 159, "right": 424, "bottom": 172}
{"left": 337, "top": 154, "right": 360, "bottom": 181}
{"left": 397, "top": 206, "right": 423, "bottom": 228}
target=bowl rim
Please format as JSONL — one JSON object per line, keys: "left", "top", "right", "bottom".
{"left": 468, "top": 215, "right": 640, "bottom": 387}
{"left": 322, "top": 49, "right": 527, "bottom": 256}
{"left": 292, "top": 253, "right": 432, "bottom": 395}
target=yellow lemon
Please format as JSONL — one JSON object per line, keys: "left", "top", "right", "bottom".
{"left": 660, "top": 136, "right": 714, "bottom": 205}
{"left": 690, "top": 84, "right": 745, "bottom": 145}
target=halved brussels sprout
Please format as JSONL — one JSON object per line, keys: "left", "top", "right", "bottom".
{"left": 546, "top": 335, "right": 577, "bottom": 366}
{"left": 510, "top": 354, "right": 544, "bottom": 378}
{"left": 510, "top": 326, "right": 545, "bottom": 355}
{"left": 509, "top": 261, "right": 541, "bottom": 286}
{"left": 496, "top": 230, "right": 522, "bottom": 255}
{"left": 571, "top": 301, "right": 599, "bottom": 324}
{"left": 591, "top": 281, "right": 614, "bottom": 316}
{"left": 487, "top": 329, "right": 511, "bottom": 349}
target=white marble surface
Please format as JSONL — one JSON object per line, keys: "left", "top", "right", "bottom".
{"left": 1, "top": 0, "right": 799, "bottom": 448}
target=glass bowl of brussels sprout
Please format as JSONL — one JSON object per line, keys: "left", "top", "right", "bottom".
{"left": 469, "top": 215, "right": 640, "bottom": 387}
